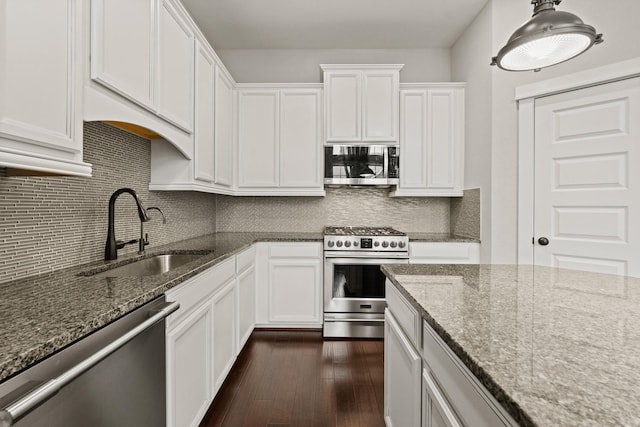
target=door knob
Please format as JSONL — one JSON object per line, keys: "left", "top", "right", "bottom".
{"left": 538, "top": 237, "right": 550, "bottom": 246}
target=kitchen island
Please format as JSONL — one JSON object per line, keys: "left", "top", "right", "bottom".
{"left": 382, "top": 263, "right": 640, "bottom": 427}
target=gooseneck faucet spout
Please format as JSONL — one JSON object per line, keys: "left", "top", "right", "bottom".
{"left": 105, "top": 188, "right": 150, "bottom": 261}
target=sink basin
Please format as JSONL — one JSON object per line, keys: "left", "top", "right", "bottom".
{"left": 92, "top": 254, "right": 205, "bottom": 277}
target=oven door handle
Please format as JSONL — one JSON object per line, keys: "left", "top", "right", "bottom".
{"left": 324, "top": 318, "right": 385, "bottom": 323}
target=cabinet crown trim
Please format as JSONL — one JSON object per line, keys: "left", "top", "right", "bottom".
{"left": 235, "top": 83, "right": 323, "bottom": 89}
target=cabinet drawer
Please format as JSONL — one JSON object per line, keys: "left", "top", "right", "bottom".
{"left": 166, "top": 257, "right": 235, "bottom": 329}
{"left": 409, "top": 242, "right": 479, "bottom": 264}
{"left": 268, "top": 242, "right": 322, "bottom": 258}
{"left": 236, "top": 245, "right": 256, "bottom": 273}
{"left": 422, "top": 321, "right": 516, "bottom": 427}
{"left": 385, "top": 280, "right": 420, "bottom": 349}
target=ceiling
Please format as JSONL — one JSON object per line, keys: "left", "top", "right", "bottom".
{"left": 181, "top": 0, "right": 490, "bottom": 50}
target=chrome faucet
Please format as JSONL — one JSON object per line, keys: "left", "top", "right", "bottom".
{"left": 139, "top": 207, "right": 167, "bottom": 254}
{"left": 104, "top": 188, "right": 150, "bottom": 261}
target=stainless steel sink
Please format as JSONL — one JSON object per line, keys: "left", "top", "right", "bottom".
{"left": 92, "top": 254, "right": 205, "bottom": 277}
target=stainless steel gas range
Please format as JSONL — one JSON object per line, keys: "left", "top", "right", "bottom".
{"left": 323, "top": 226, "right": 409, "bottom": 338}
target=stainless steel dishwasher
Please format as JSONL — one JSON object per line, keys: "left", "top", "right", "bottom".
{"left": 0, "top": 296, "right": 179, "bottom": 427}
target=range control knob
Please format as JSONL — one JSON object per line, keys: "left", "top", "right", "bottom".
{"left": 336, "top": 241, "right": 343, "bottom": 247}
{"left": 327, "top": 241, "right": 335, "bottom": 248}
{"left": 398, "top": 241, "right": 406, "bottom": 248}
{"left": 354, "top": 241, "right": 359, "bottom": 247}
{"left": 390, "top": 241, "right": 397, "bottom": 248}
{"left": 345, "top": 241, "right": 352, "bottom": 248}
{"left": 382, "top": 241, "right": 389, "bottom": 248}
{"left": 374, "top": 241, "right": 380, "bottom": 247}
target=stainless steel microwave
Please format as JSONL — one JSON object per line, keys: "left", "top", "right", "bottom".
{"left": 324, "top": 144, "right": 399, "bottom": 186}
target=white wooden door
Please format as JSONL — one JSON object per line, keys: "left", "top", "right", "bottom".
{"left": 268, "top": 259, "right": 322, "bottom": 323}
{"left": 193, "top": 41, "right": 215, "bottom": 183}
{"left": 324, "top": 71, "right": 361, "bottom": 142}
{"left": 534, "top": 77, "right": 640, "bottom": 277}
{"left": 214, "top": 67, "right": 234, "bottom": 187}
{"left": 422, "top": 368, "right": 463, "bottom": 427}
{"left": 426, "top": 88, "right": 464, "bottom": 193}
{"left": 384, "top": 310, "right": 422, "bottom": 427}
{"left": 90, "top": 0, "right": 153, "bottom": 109}
{"left": 399, "top": 89, "right": 428, "bottom": 189}
{"left": 166, "top": 302, "right": 212, "bottom": 427}
{"left": 212, "top": 280, "right": 236, "bottom": 393}
{"left": 237, "top": 90, "right": 279, "bottom": 187}
{"left": 279, "top": 89, "right": 323, "bottom": 188}
{"left": 157, "top": 0, "right": 194, "bottom": 133}
{"left": 363, "top": 70, "right": 399, "bottom": 142}
{"left": 236, "top": 264, "right": 255, "bottom": 351}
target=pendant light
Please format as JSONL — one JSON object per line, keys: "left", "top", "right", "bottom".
{"left": 491, "top": 0, "right": 603, "bottom": 72}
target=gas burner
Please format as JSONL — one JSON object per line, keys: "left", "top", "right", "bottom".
{"left": 324, "top": 226, "right": 406, "bottom": 237}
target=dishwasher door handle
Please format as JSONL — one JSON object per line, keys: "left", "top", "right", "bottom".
{"left": 0, "top": 301, "right": 179, "bottom": 427}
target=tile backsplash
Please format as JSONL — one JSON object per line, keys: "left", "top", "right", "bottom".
{"left": 0, "top": 122, "right": 216, "bottom": 284}
{"left": 215, "top": 188, "right": 450, "bottom": 233}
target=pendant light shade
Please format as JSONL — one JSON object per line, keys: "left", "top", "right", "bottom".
{"left": 491, "top": 0, "right": 603, "bottom": 72}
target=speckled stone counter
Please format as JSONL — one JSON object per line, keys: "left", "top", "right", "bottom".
{"left": 405, "top": 232, "right": 480, "bottom": 243}
{"left": 0, "top": 232, "right": 322, "bottom": 383}
{"left": 381, "top": 264, "right": 640, "bottom": 427}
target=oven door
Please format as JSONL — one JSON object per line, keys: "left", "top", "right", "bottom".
{"left": 323, "top": 255, "right": 408, "bottom": 338}
{"left": 324, "top": 256, "right": 404, "bottom": 313}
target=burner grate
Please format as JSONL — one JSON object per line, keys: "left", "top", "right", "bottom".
{"left": 324, "top": 226, "right": 406, "bottom": 236}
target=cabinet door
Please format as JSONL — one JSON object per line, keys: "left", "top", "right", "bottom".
{"left": 426, "top": 88, "right": 464, "bottom": 193}
{"left": 157, "top": 0, "right": 194, "bottom": 133}
{"left": 193, "top": 41, "right": 215, "bottom": 183}
{"left": 90, "top": 0, "right": 153, "bottom": 109}
{"left": 268, "top": 258, "right": 322, "bottom": 323}
{"left": 166, "top": 302, "right": 212, "bottom": 427}
{"left": 237, "top": 90, "right": 279, "bottom": 187}
{"left": 212, "top": 280, "right": 237, "bottom": 393}
{"left": 237, "top": 264, "right": 256, "bottom": 351}
{"left": 1, "top": 0, "right": 83, "bottom": 156}
{"left": 324, "top": 71, "right": 361, "bottom": 142}
{"left": 363, "top": 70, "right": 399, "bottom": 142}
{"left": 384, "top": 310, "right": 421, "bottom": 427}
{"left": 399, "top": 89, "right": 428, "bottom": 189}
{"left": 279, "top": 89, "right": 323, "bottom": 188}
{"left": 214, "top": 67, "right": 234, "bottom": 187}
{"left": 423, "top": 368, "right": 464, "bottom": 427}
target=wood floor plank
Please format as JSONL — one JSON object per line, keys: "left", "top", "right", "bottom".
{"left": 199, "top": 331, "right": 384, "bottom": 427}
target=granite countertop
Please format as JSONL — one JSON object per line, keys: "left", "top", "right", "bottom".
{"left": 405, "top": 232, "right": 480, "bottom": 243}
{"left": 381, "top": 264, "right": 640, "bottom": 427}
{"left": 0, "top": 232, "right": 322, "bottom": 383}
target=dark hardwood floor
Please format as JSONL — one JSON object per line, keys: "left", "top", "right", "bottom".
{"left": 199, "top": 330, "right": 385, "bottom": 427}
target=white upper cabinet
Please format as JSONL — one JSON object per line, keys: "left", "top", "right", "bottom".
{"left": 392, "top": 84, "right": 465, "bottom": 197}
{"left": 322, "top": 65, "right": 402, "bottom": 143}
{"left": 0, "top": 0, "right": 91, "bottom": 176}
{"left": 236, "top": 85, "right": 324, "bottom": 196}
{"left": 90, "top": 0, "right": 153, "bottom": 109}
{"left": 193, "top": 40, "right": 215, "bottom": 183}
{"left": 214, "top": 67, "right": 235, "bottom": 188}
{"left": 237, "top": 89, "right": 280, "bottom": 188}
{"left": 87, "top": 0, "right": 194, "bottom": 158}
{"left": 157, "top": 0, "right": 194, "bottom": 133}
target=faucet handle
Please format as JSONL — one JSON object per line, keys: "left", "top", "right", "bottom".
{"left": 144, "top": 233, "right": 150, "bottom": 247}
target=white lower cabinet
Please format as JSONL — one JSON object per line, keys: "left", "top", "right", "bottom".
{"left": 166, "top": 302, "right": 212, "bottom": 427}
{"left": 165, "top": 254, "right": 253, "bottom": 427}
{"left": 236, "top": 246, "right": 256, "bottom": 351}
{"left": 212, "top": 280, "right": 236, "bottom": 393}
{"left": 255, "top": 242, "right": 323, "bottom": 328}
{"left": 385, "top": 280, "right": 518, "bottom": 427}
{"left": 384, "top": 309, "right": 422, "bottom": 427}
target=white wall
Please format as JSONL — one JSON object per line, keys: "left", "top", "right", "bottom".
{"left": 217, "top": 48, "right": 451, "bottom": 82}
{"left": 451, "top": 4, "right": 493, "bottom": 262}
{"left": 489, "top": 0, "right": 640, "bottom": 263}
